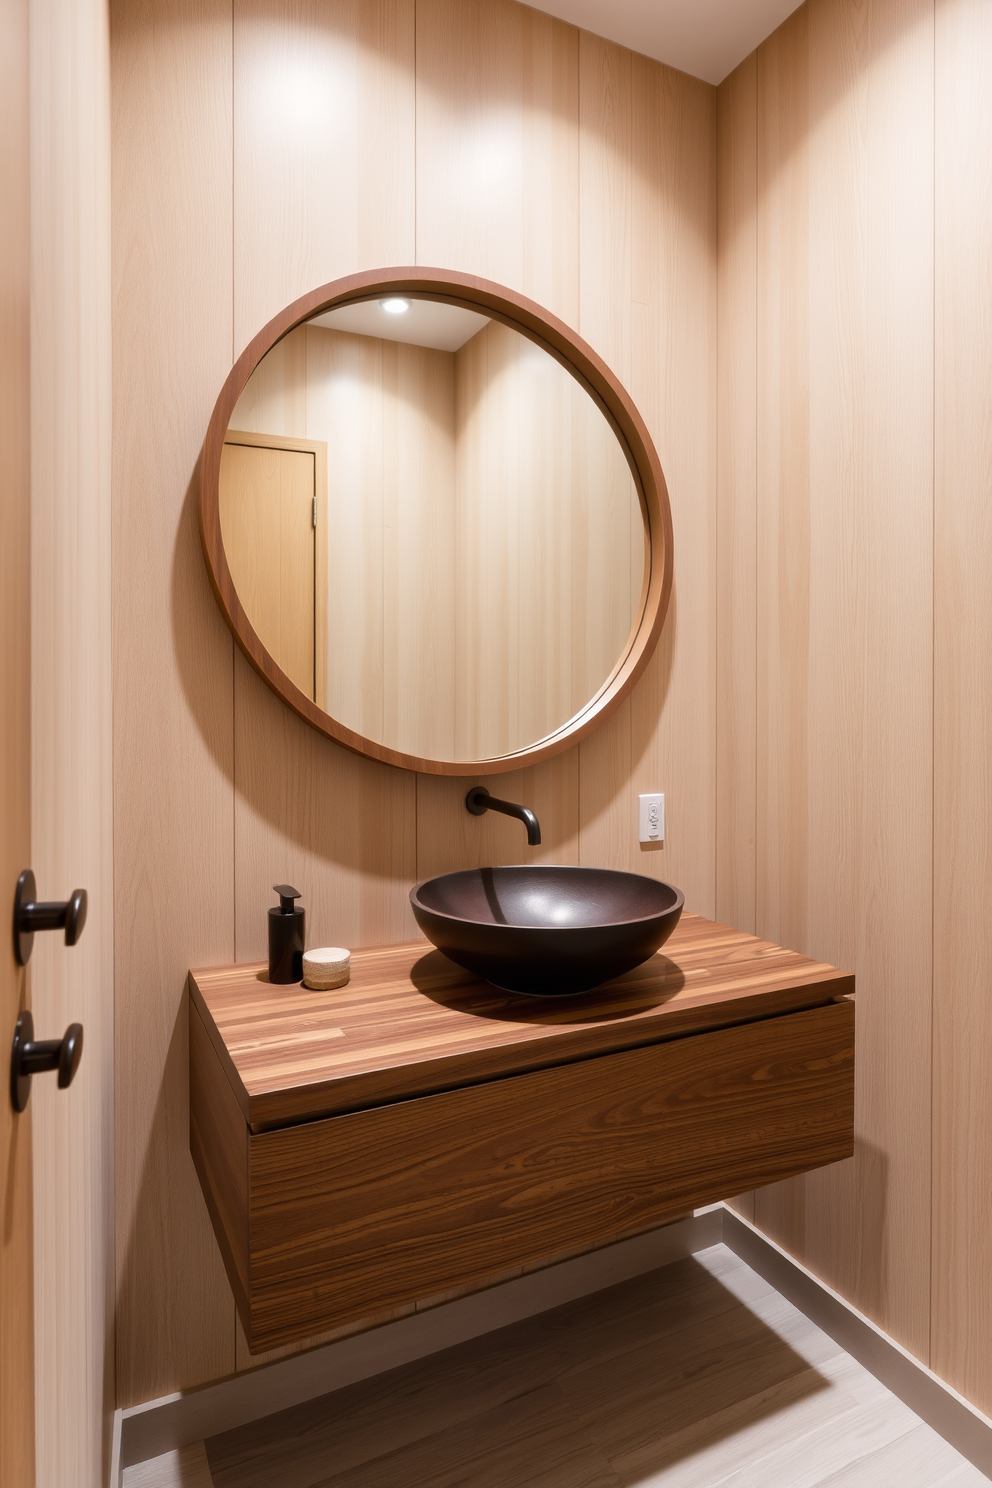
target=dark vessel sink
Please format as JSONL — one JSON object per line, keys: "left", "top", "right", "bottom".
{"left": 410, "top": 865, "right": 684, "bottom": 996}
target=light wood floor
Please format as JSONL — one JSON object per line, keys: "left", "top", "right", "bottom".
{"left": 125, "top": 1244, "right": 990, "bottom": 1487}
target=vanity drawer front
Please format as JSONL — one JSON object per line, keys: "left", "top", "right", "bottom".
{"left": 243, "top": 997, "right": 854, "bottom": 1352}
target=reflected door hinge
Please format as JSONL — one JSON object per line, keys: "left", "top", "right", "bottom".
{"left": 312, "top": 496, "right": 317, "bottom": 528}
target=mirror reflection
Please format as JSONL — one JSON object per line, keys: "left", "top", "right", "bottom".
{"left": 221, "top": 296, "right": 645, "bottom": 762}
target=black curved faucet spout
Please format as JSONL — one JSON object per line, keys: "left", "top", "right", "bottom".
{"left": 465, "top": 786, "right": 541, "bottom": 846}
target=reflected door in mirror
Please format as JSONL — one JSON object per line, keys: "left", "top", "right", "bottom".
{"left": 219, "top": 432, "right": 327, "bottom": 708}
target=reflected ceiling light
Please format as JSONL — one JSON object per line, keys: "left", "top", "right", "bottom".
{"left": 380, "top": 298, "right": 410, "bottom": 315}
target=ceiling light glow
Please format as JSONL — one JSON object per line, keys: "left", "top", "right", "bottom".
{"left": 381, "top": 298, "right": 410, "bottom": 315}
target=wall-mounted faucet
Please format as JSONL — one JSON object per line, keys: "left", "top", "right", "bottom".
{"left": 465, "top": 786, "right": 541, "bottom": 847}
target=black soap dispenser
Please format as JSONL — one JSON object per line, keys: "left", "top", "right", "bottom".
{"left": 268, "top": 884, "right": 305, "bottom": 984}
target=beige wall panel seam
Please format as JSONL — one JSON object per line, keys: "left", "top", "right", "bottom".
{"left": 751, "top": 0, "right": 934, "bottom": 1365}
{"left": 112, "top": 0, "right": 238, "bottom": 1406}
{"left": 932, "top": 0, "right": 992, "bottom": 1413}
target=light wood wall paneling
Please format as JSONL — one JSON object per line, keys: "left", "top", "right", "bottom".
{"left": 231, "top": 0, "right": 419, "bottom": 1017}
{"left": 416, "top": 756, "right": 581, "bottom": 880}
{"left": 751, "top": 10, "right": 813, "bottom": 1262}
{"left": 233, "top": 662, "right": 418, "bottom": 961}
{"left": 304, "top": 329, "right": 457, "bottom": 760}
{"left": 111, "top": 0, "right": 237, "bottom": 1407}
{"left": 414, "top": 0, "right": 581, "bottom": 864}
{"left": 753, "top": 6, "right": 811, "bottom": 962}
{"left": 0, "top": 0, "right": 34, "bottom": 1477}
{"left": 577, "top": 36, "right": 717, "bottom": 917}
{"left": 452, "top": 321, "right": 639, "bottom": 759}
{"left": 575, "top": 34, "right": 635, "bottom": 877}
{"left": 627, "top": 51, "right": 717, "bottom": 917}
{"left": 380, "top": 343, "right": 457, "bottom": 762}
{"left": 114, "top": 0, "right": 719, "bottom": 1395}
{"left": 30, "top": 0, "right": 115, "bottom": 1475}
{"left": 415, "top": 0, "right": 579, "bottom": 316}
{"left": 717, "top": 53, "right": 758, "bottom": 1225}
{"left": 232, "top": 0, "right": 417, "bottom": 349}
{"left": 716, "top": 54, "right": 758, "bottom": 939}
{"left": 752, "top": 0, "right": 934, "bottom": 1363}
{"left": 933, "top": 0, "right": 992, "bottom": 1413}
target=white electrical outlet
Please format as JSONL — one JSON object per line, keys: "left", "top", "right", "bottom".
{"left": 638, "top": 793, "right": 665, "bottom": 844}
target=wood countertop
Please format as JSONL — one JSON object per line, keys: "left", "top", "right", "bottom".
{"left": 188, "top": 913, "right": 854, "bottom": 1132}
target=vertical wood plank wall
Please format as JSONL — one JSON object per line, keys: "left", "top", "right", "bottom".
{"left": 720, "top": 0, "right": 935, "bottom": 1358}
{"left": 112, "top": 0, "right": 237, "bottom": 1407}
{"left": 0, "top": 0, "right": 35, "bottom": 1479}
{"left": 932, "top": 0, "right": 992, "bottom": 1414}
{"left": 749, "top": 0, "right": 935, "bottom": 1361}
{"left": 112, "top": 0, "right": 992, "bottom": 1416}
{"left": 30, "top": 0, "right": 116, "bottom": 1481}
{"left": 111, "top": 0, "right": 716, "bottom": 1406}
{"left": 719, "top": 0, "right": 992, "bottom": 1411}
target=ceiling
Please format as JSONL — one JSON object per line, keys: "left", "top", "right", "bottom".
{"left": 309, "top": 300, "right": 490, "bottom": 352}
{"left": 524, "top": 0, "right": 804, "bottom": 85}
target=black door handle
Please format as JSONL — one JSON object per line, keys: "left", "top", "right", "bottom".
{"left": 14, "top": 869, "right": 88, "bottom": 966}
{"left": 10, "top": 1011, "right": 83, "bottom": 1112}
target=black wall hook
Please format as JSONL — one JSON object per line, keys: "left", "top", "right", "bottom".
{"left": 14, "top": 869, "right": 88, "bottom": 966}
{"left": 10, "top": 1010, "right": 84, "bottom": 1112}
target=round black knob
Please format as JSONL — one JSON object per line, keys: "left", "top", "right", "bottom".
{"left": 14, "top": 870, "right": 89, "bottom": 965}
{"left": 10, "top": 1011, "right": 84, "bottom": 1113}
{"left": 56, "top": 1023, "right": 84, "bottom": 1088}
{"left": 64, "top": 890, "right": 88, "bottom": 947}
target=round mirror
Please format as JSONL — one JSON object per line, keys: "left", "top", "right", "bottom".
{"left": 199, "top": 269, "right": 673, "bottom": 775}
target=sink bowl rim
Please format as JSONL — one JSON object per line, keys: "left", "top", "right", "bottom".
{"left": 410, "top": 865, "right": 685, "bottom": 932}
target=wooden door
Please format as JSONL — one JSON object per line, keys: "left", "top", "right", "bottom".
{"left": 220, "top": 438, "right": 321, "bottom": 703}
{"left": 0, "top": 0, "right": 35, "bottom": 1479}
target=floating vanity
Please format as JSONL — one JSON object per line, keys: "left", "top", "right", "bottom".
{"left": 188, "top": 914, "right": 855, "bottom": 1354}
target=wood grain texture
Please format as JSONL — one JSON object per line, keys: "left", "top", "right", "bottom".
{"left": 28, "top": 0, "right": 116, "bottom": 1477}
{"left": 415, "top": 0, "right": 579, "bottom": 313}
{"left": 578, "top": 38, "right": 718, "bottom": 923}
{"left": 228, "top": 0, "right": 421, "bottom": 997}
{"left": 241, "top": 999, "right": 854, "bottom": 1351}
{"left": 626, "top": 52, "right": 717, "bottom": 922}
{"left": 189, "top": 1001, "right": 250, "bottom": 1318}
{"left": 116, "top": 0, "right": 717, "bottom": 1396}
{"left": 932, "top": 0, "right": 992, "bottom": 1414}
{"left": 190, "top": 913, "right": 854, "bottom": 1130}
{"left": 575, "top": 34, "right": 635, "bottom": 883}
{"left": 748, "top": 0, "right": 934, "bottom": 1364}
{"left": 0, "top": 0, "right": 34, "bottom": 1477}
{"left": 413, "top": 0, "right": 584, "bottom": 872}
{"left": 113, "top": 0, "right": 992, "bottom": 1428}
{"left": 716, "top": 53, "right": 757, "bottom": 938}
{"left": 229, "top": 0, "right": 420, "bottom": 1045}
{"left": 111, "top": 0, "right": 238, "bottom": 1408}
{"left": 124, "top": 1443, "right": 215, "bottom": 1488}
{"left": 452, "top": 318, "right": 643, "bottom": 760}
{"left": 717, "top": 49, "right": 759, "bottom": 1232}
{"left": 753, "top": 4, "right": 811, "bottom": 963}
{"left": 205, "top": 1247, "right": 988, "bottom": 1488}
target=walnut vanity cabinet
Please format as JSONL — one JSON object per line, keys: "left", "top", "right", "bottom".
{"left": 188, "top": 913, "right": 855, "bottom": 1354}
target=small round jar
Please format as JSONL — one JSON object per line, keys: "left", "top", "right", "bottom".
{"left": 302, "top": 947, "right": 351, "bottom": 990}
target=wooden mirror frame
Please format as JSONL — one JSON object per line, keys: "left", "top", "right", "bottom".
{"left": 198, "top": 267, "right": 674, "bottom": 776}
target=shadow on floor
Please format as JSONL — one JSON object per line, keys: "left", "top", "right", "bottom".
{"left": 205, "top": 1252, "right": 828, "bottom": 1488}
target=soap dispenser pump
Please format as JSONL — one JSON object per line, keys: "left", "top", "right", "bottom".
{"left": 268, "top": 884, "right": 305, "bottom": 984}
